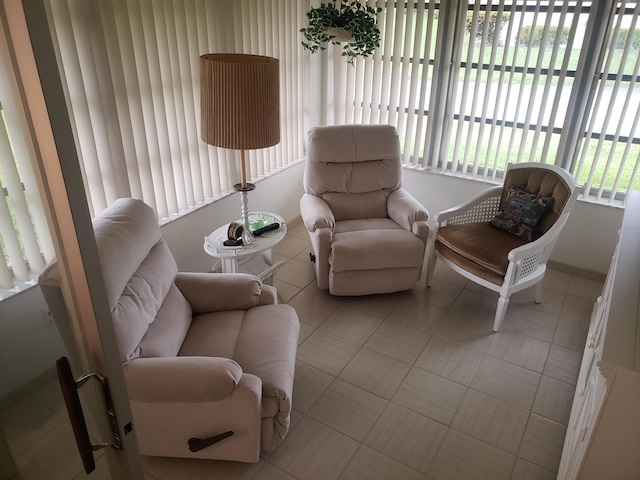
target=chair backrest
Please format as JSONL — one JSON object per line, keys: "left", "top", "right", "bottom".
{"left": 39, "top": 198, "right": 192, "bottom": 367}
{"left": 502, "top": 162, "right": 578, "bottom": 235}
{"left": 304, "top": 124, "right": 402, "bottom": 220}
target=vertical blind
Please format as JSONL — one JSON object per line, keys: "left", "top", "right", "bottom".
{"left": 47, "top": 0, "right": 307, "bottom": 220}
{"left": 330, "top": 0, "right": 640, "bottom": 203}
{"left": 0, "top": 0, "right": 306, "bottom": 296}
{"left": 0, "top": 21, "right": 55, "bottom": 294}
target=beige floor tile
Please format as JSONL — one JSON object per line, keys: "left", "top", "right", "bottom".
{"left": 510, "top": 287, "right": 566, "bottom": 317}
{"left": 342, "top": 293, "right": 404, "bottom": 320}
{"left": 392, "top": 368, "right": 466, "bottom": 425}
{"left": 297, "top": 320, "right": 316, "bottom": 346}
{"left": 287, "top": 287, "right": 342, "bottom": 327}
{"left": 364, "top": 403, "right": 447, "bottom": 473}
{"left": 73, "top": 454, "right": 114, "bottom": 480}
{"left": 292, "top": 361, "right": 335, "bottom": 413}
{"left": 286, "top": 222, "right": 309, "bottom": 241}
{"left": 272, "top": 236, "right": 310, "bottom": 259}
{"left": 560, "top": 295, "right": 595, "bottom": 325}
{"left": 339, "top": 348, "right": 411, "bottom": 399}
{"left": 253, "top": 462, "right": 298, "bottom": 480}
{"left": 272, "top": 279, "right": 301, "bottom": 303}
{"left": 141, "top": 454, "right": 182, "bottom": 480}
{"left": 543, "top": 344, "right": 582, "bottom": 386}
{"left": 32, "top": 379, "right": 67, "bottom": 418}
{"left": 13, "top": 423, "right": 88, "bottom": 480}
{"left": 567, "top": 276, "right": 604, "bottom": 301}
{"left": 320, "top": 306, "right": 384, "bottom": 345}
{"left": 518, "top": 414, "right": 567, "bottom": 473}
{"left": 297, "top": 329, "right": 361, "bottom": 376}
{"left": 387, "top": 299, "right": 447, "bottom": 335}
{"left": 428, "top": 429, "right": 515, "bottom": 480}
{"left": 464, "top": 281, "right": 500, "bottom": 298}
{"left": 415, "top": 336, "right": 484, "bottom": 385}
{"left": 501, "top": 305, "right": 559, "bottom": 343}
{"left": 294, "top": 249, "right": 313, "bottom": 263}
{"left": 451, "top": 389, "right": 529, "bottom": 454}
{"left": 275, "top": 258, "right": 317, "bottom": 289}
{"left": 0, "top": 396, "right": 65, "bottom": 458}
{"left": 308, "top": 380, "right": 387, "bottom": 441}
{"left": 268, "top": 416, "right": 359, "bottom": 480}
{"left": 422, "top": 279, "right": 464, "bottom": 309}
{"left": 160, "top": 457, "right": 262, "bottom": 480}
{"left": 532, "top": 376, "right": 575, "bottom": 425}
{"left": 339, "top": 445, "right": 424, "bottom": 480}
{"left": 431, "top": 261, "right": 469, "bottom": 287}
{"left": 540, "top": 269, "right": 572, "bottom": 294}
{"left": 553, "top": 318, "right": 589, "bottom": 352}
{"left": 487, "top": 331, "right": 551, "bottom": 373}
{"left": 470, "top": 356, "right": 541, "bottom": 409}
{"left": 511, "top": 459, "right": 557, "bottom": 480}
{"left": 364, "top": 321, "right": 431, "bottom": 364}
{"left": 288, "top": 408, "right": 305, "bottom": 431}
{"left": 435, "top": 291, "right": 497, "bottom": 352}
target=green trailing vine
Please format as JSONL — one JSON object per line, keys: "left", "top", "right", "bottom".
{"left": 300, "top": 1, "right": 383, "bottom": 65}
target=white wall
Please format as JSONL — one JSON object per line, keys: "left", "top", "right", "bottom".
{"left": 0, "top": 288, "right": 64, "bottom": 399}
{"left": 162, "top": 160, "right": 306, "bottom": 272}
{"left": 0, "top": 159, "right": 623, "bottom": 397}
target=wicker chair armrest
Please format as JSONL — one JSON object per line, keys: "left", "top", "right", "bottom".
{"left": 435, "top": 186, "right": 503, "bottom": 227}
{"left": 506, "top": 212, "right": 571, "bottom": 284}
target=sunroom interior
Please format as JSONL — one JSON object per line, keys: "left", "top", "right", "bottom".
{"left": 0, "top": 0, "right": 638, "bottom": 479}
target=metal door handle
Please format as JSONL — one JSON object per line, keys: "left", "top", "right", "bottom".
{"left": 56, "top": 356, "right": 121, "bottom": 474}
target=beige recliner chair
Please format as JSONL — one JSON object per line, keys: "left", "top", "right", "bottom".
{"left": 300, "top": 124, "right": 429, "bottom": 296}
{"left": 39, "top": 198, "right": 299, "bottom": 463}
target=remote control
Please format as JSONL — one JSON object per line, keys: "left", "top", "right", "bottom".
{"left": 253, "top": 222, "right": 280, "bottom": 236}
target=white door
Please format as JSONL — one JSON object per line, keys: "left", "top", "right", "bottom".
{"left": 1, "top": 1, "right": 144, "bottom": 478}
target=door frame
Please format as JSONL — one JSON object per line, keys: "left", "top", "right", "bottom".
{"left": 1, "top": 1, "right": 144, "bottom": 477}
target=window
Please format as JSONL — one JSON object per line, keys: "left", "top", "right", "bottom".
{"left": 47, "top": 0, "right": 307, "bottom": 220}
{"left": 331, "top": 0, "right": 640, "bottom": 204}
{"left": 0, "top": 41, "right": 54, "bottom": 297}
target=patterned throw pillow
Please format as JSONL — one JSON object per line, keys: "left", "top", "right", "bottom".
{"left": 490, "top": 186, "right": 554, "bottom": 242}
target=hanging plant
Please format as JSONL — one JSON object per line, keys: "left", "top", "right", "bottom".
{"left": 300, "top": 1, "right": 383, "bottom": 65}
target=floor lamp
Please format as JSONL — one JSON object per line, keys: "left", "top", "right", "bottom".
{"left": 200, "top": 53, "right": 280, "bottom": 245}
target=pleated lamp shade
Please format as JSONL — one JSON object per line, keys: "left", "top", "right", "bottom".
{"left": 200, "top": 53, "right": 280, "bottom": 151}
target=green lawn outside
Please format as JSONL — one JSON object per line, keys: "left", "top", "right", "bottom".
{"left": 390, "top": 10, "right": 640, "bottom": 194}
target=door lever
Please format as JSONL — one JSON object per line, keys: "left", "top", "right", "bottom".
{"left": 56, "top": 356, "right": 122, "bottom": 474}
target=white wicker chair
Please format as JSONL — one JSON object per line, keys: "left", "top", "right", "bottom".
{"left": 425, "top": 162, "right": 579, "bottom": 332}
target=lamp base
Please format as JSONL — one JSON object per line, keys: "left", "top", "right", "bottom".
{"left": 234, "top": 183, "right": 255, "bottom": 246}
{"left": 233, "top": 183, "right": 256, "bottom": 192}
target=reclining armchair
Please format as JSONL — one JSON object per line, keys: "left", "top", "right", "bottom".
{"left": 39, "top": 198, "right": 299, "bottom": 463}
{"left": 300, "top": 124, "right": 429, "bottom": 296}
{"left": 426, "top": 162, "right": 579, "bottom": 332}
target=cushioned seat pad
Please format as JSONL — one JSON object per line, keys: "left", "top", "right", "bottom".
{"left": 179, "top": 305, "right": 298, "bottom": 398}
{"left": 179, "top": 304, "right": 299, "bottom": 450}
{"left": 436, "top": 222, "right": 526, "bottom": 283}
{"left": 330, "top": 227, "right": 425, "bottom": 272}
{"left": 334, "top": 218, "right": 402, "bottom": 234}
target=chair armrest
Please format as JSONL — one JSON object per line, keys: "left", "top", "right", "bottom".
{"left": 175, "top": 272, "right": 263, "bottom": 314}
{"left": 505, "top": 211, "right": 570, "bottom": 284}
{"left": 300, "top": 193, "right": 335, "bottom": 232}
{"left": 123, "top": 356, "right": 244, "bottom": 403}
{"left": 259, "top": 284, "right": 278, "bottom": 305}
{"left": 387, "top": 188, "right": 429, "bottom": 232}
{"left": 435, "top": 186, "right": 503, "bottom": 226}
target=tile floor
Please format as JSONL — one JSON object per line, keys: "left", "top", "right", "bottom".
{"left": 0, "top": 221, "right": 604, "bottom": 480}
